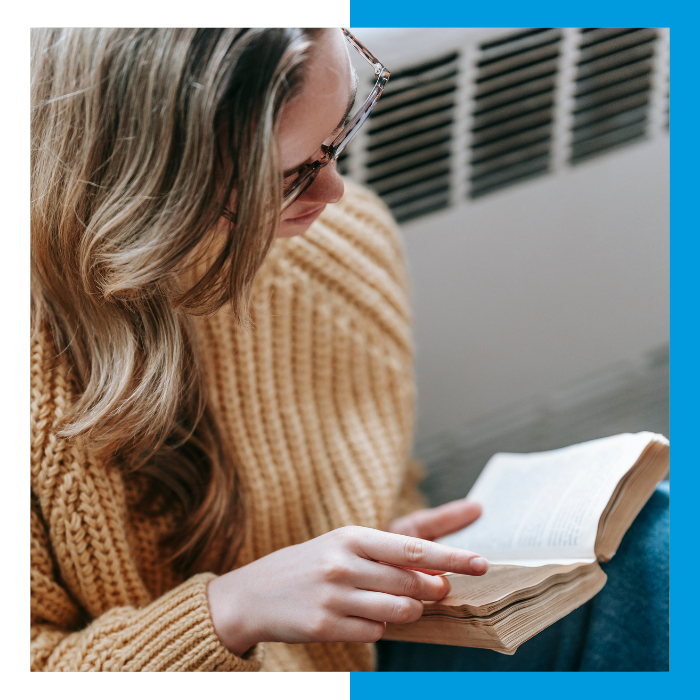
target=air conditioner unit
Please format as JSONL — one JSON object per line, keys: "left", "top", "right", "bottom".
{"left": 346, "top": 28, "right": 670, "bottom": 502}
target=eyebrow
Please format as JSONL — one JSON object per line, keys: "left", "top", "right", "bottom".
{"left": 283, "top": 72, "right": 359, "bottom": 178}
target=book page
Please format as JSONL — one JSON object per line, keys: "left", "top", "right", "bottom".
{"left": 443, "top": 563, "right": 587, "bottom": 608}
{"left": 437, "top": 432, "right": 668, "bottom": 566}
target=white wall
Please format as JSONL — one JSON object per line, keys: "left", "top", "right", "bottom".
{"left": 401, "top": 136, "right": 670, "bottom": 443}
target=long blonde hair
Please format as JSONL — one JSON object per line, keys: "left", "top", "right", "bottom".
{"left": 31, "top": 28, "right": 318, "bottom": 574}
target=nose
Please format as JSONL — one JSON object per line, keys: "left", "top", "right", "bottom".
{"left": 300, "top": 161, "right": 345, "bottom": 205}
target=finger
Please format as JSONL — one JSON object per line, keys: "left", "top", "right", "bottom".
{"left": 348, "top": 557, "right": 451, "bottom": 600}
{"left": 389, "top": 500, "right": 482, "bottom": 540}
{"left": 345, "top": 526, "right": 489, "bottom": 575}
{"left": 340, "top": 590, "right": 424, "bottom": 625}
{"left": 392, "top": 565, "right": 448, "bottom": 576}
{"left": 331, "top": 617, "right": 387, "bottom": 644}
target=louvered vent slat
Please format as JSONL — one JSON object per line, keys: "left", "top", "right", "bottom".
{"left": 365, "top": 52, "right": 459, "bottom": 223}
{"left": 368, "top": 125, "right": 452, "bottom": 162}
{"left": 576, "top": 43, "right": 656, "bottom": 79}
{"left": 369, "top": 110, "right": 454, "bottom": 144}
{"left": 381, "top": 176, "right": 452, "bottom": 208}
{"left": 369, "top": 158, "right": 451, "bottom": 194}
{"left": 471, "top": 123, "right": 552, "bottom": 163}
{"left": 475, "top": 74, "right": 558, "bottom": 112}
{"left": 475, "top": 59, "right": 559, "bottom": 99}
{"left": 373, "top": 70, "right": 458, "bottom": 114}
{"left": 377, "top": 53, "right": 457, "bottom": 100}
{"left": 573, "top": 105, "right": 648, "bottom": 143}
{"left": 572, "top": 122, "right": 649, "bottom": 161}
{"left": 367, "top": 143, "right": 452, "bottom": 181}
{"left": 369, "top": 92, "right": 457, "bottom": 132}
{"left": 472, "top": 154, "right": 551, "bottom": 195}
{"left": 479, "top": 28, "right": 562, "bottom": 59}
{"left": 470, "top": 140, "right": 552, "bottom": 178}
{"left": 574, "top": 59, "right": 654, "bottom": 95}
{"left": 472, "top": 92, "right": 555, "bottom": 129}
{"left": 579, "top": 27, "right": 641, "bottom": 44}
{"left": 574, "top": 74, "right": 652, "bottom": 110}
{"left": 578, "top": 28, "right": 657, "bottom": 62}
{"left": 573, "top": 93, "right": 652, "bottom": 129}
{"left": 571, "top": 28, "right": 657, "bottom": 164}
{"left": 473, "top": 106, "right": 555, "bottom": 145}
{"left": 470, "top": 28, "right": 561, "bottom": 199}
{"left": 477, "top": 41, "right": 561, "bottom": 79}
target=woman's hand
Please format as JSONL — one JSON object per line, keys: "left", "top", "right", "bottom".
{"left": 207, "top": 525, "right": 488, "bottom": 656}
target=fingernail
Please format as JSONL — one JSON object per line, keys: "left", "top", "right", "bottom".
{"left": 440, "top": 576, "right": 452, "bottom": 596}
{"left": 470, "top": 557, "right": 489, "bottom": 573}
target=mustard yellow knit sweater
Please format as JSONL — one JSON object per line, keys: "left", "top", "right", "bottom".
{"left": 30, "top": 182, "right": 425, "bottom": 672}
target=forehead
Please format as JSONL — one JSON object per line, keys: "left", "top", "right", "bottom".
{"left": 277, "top": 29, "right": 353, "bottom": 172}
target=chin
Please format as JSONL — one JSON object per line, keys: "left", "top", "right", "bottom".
{"left": 276, "top": 223, "right": 311, "bottom": 238}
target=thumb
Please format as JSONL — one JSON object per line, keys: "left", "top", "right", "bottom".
{"left": 388, "top": 500, "right": 482, "bottom": 541}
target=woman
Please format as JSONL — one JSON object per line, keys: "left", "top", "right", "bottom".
{"left": 31, "top": 28, "right": 668, "bottom": 673}
{"left": 31, "top": 27, "right": 489, "bottom": 672}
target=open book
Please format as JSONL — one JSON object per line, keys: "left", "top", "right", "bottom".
{"left": 382, "top": 432, "right": 669, "bottom": 654}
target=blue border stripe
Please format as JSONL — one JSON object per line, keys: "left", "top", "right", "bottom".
{"left": 351, "top": 671, "right": 671, "bottom": 695}
{"left": 350, "top": 1, "right": 676, "bottom": 27}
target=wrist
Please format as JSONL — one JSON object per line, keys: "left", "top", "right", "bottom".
{"left": 207, "top": 570, "right": 261, "bottom": 657}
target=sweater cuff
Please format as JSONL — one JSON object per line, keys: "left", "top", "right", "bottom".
{"left": 123, "top": 572, "right": 264, "bottom": 671}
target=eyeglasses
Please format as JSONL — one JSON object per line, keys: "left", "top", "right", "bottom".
{"left": 222, "top": 29, "right": 390, "bottom": 221}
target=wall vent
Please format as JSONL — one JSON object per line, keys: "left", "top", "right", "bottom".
{"left": 365, "top": 52, "right": 459, "bottom": 223}
{"left": 469, "top": 28, "right": 562, "bottom": 198}
{"left": 570, "top": 28, "right": 658, "bottom": 163}
{"left": 348, "top": 27, "right": 667, "bottom": 223}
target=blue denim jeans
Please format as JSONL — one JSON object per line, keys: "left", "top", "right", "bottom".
{"left": 376, "top": 481, "right": 669, "bottom": 672}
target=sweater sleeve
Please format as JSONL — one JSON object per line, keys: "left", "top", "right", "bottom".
{"left": 31, "top": 497, "right": 263, "bottom": 672}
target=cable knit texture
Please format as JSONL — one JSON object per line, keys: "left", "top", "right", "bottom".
{"left": 30, "top": 181, "right": 426, "bottom": 672}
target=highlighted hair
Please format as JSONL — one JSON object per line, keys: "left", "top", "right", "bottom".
{"left": 31, "top": 28, "right": 319, "bottom": 574}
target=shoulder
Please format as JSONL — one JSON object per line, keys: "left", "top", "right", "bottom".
{"left": 314, "top": 179, "right": 408, "bottom": 285}
{"left": 249, "top": 180, "right": 413, "bottom": 353}
{"left": 326, "top": 178, "right": 399, "bottom": 236}
{"left": 268, "top": 180, "right": 411, "bottom": 331}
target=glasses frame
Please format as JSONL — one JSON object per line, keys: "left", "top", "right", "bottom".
{"left": 222, "top": 29, "right": 390, "bottom": 222}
